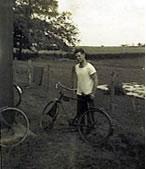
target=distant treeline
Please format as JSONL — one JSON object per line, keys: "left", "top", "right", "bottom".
{"left": 13, "top": 47, "right": 145, "bottom": 60}
{"left": 79, "top": 46, "right": 145, "bottom": 55}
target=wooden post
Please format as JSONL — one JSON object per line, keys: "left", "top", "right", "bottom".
{"left": 0, "top": 1, "right": 13, "bottom": 110}
{"left": 42, "top": 65, "right": 50, "bottom": 90}
{"left": 110, "top": 72, "right": 116, "bottom": 114}
{"left": 28, "top": 59, "right": 33, "bottom": 86}
{"left": 32, "top": 65, "right": 44, "bottom": 85}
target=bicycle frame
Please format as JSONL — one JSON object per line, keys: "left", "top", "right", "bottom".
{"left": 40, "top": 82, "right": 113, "bottom": 146}
{"left": 52, "top": 82, "right": 95, "bottom": 118}
{"left": 51, "top": 91, "right": 72, "bottom": 120}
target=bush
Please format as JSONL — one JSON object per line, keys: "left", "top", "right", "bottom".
{"left": 13, "top": 50, "right": 39, "bottom": 60}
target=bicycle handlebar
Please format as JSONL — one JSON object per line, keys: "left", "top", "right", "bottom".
{"left": 56, "top": 82, "right": 77, "bottom": 92}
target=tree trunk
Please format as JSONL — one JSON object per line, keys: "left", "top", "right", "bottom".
{"left": 0, "top": 0, "right": 13, "bottom": 123}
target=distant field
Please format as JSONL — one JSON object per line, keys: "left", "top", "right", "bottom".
{"left": 37, "top": 46, "right": 145, "bottom": 55}
{"left": 79, "top": 46, "right": 145, "bottom": 55}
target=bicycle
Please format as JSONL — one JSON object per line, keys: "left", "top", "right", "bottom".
{"left": 0, "top": 84, "right": 29, "bottom": 148}
{"left": 13, "top": 83, "right": 23, "bottom": 107}
{"left": 40, "top": 82, "right": 113, "bottom": 146}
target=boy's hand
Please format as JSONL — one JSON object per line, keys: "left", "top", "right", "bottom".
{"left": 90, "top": 93, "right": 95, "bottom": 100}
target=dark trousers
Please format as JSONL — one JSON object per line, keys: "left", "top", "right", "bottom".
{"left": 75, "top": 94, "right": 95, "bottom": 124}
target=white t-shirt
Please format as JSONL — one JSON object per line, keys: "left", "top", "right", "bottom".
{"left": 75, "top": 62, "right": 96, "bottom": 95}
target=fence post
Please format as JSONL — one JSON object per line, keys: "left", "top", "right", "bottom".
{"left": 32, "top": 65, "right": 44, "bottom": 85}
{"left": 110, "top": 72, "right": 116, "bottom": 114}
{"left": 27, "top": 59, "right": 33, "bottom": 86}
{"left": 42, "top": 65, "right": 50, "bottom": 91}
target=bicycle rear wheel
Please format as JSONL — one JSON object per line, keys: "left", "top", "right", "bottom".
{"left": 40, "top": 101, "right": 58, "bottom": 131}
{"left": 0, "top": 107, "right": 29, "bottom": 148}
{"left": 78, "top": 108, "right": 113, "bottom": 146}
{"left": 13, "top": 84, "right": 23, "bottom": 107}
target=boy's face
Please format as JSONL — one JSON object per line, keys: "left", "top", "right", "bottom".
{"left": 75, "top": 52, "right": 85, "bottom": 63}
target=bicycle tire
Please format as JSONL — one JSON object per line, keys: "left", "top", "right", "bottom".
{"left": 40, "top": 101, "right": 58, "bottom": 131}
{"left": 78, "top": 107, "right": 113, "bottom": 146}
{"left": 13, "top": 84, "right": 22, "bottom": 107}
{"left": 0, "top": 107, "right": 29, "bottom": 148}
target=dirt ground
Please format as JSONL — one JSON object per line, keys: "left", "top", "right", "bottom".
{"left": 1, "top": 58, "right": 145, "bottom": 169}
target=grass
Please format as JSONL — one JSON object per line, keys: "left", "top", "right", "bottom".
{"left": 14, "top": 55, "right": 144, "bottom": 134}
{"left": 9, "top": 56, "right": 145, "bottom": 169}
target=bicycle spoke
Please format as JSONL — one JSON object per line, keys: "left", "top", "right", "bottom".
{"left": 13, "top": 111, "right": 28, "bottom": 140}
{"left": 78, "top": 108, "right": 112, "bottom": 146}
{"left": 40, "top": 114, "right": 54, "bottom": 131}
{"left": 40, "top": 101, "right": 57, "bottom": 131}
{"left": 0, "top": 107, "right": 29, "bottom": 148}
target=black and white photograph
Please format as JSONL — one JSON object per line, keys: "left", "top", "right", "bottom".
{"left": 0, "top": 0, "right": 145, "bottom": 169}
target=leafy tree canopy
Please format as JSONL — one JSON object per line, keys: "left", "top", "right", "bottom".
{"left": 13, "top": 0, "right": 79, "bottom": 52}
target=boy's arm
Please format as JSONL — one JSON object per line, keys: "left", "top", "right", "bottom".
{"left": 71, "top": 65, "right": 77, "bottom": 89}
{"left": 90, "top": 72, "right": 98, "bottom": 96}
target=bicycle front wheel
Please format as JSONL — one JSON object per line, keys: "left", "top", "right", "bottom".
{"left": 78, "top": 108, "right": 113, "bottom": 146}
{"left": 40, "top": 101, "right": 58, "bottom": 131}
{"left": 0, "top": 107, "right": 29, "bottom": 148}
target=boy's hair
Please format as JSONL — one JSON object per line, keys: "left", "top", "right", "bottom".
{"left": 74, "top": 48, "right": 86, "bottom": 55}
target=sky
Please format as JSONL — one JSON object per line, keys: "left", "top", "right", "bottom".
{"left": 58, "top": 0, "right": 145, "bottom": 46}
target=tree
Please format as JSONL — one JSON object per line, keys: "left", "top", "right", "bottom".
{"left": 137, "top": 43, "right": 145, "bottom": 47}
{"left": 51, "top": 12, "right": 80, "bottom": 47}
{"left": 13, "top": 0, "right": 79, "bottom": 53}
